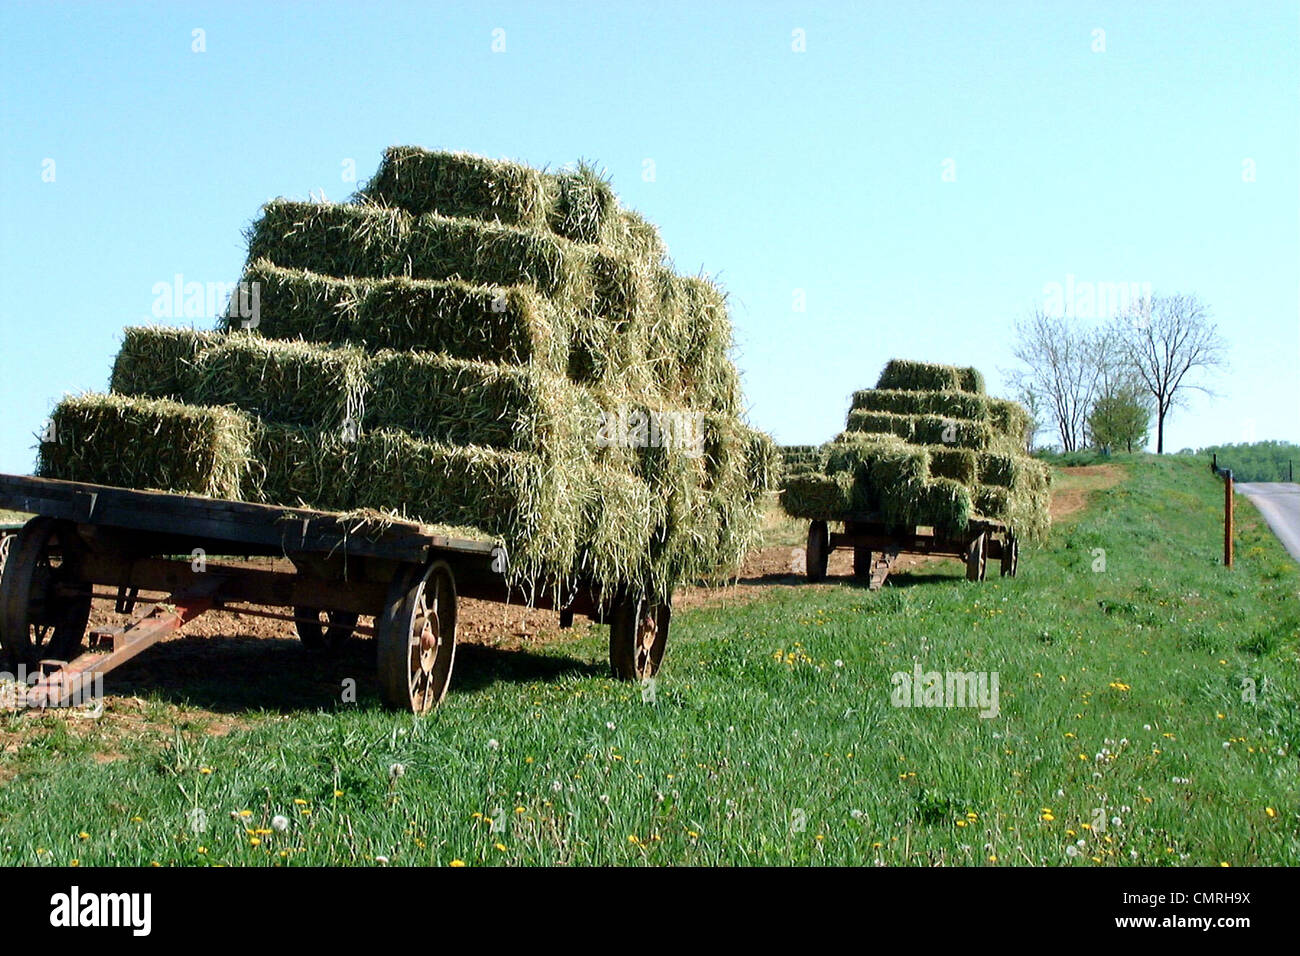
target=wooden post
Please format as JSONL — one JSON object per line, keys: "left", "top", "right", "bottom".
{"left": 1224, "top": 471, "right": 1234, "bottom": 568}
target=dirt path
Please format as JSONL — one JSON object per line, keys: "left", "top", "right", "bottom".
{"left": 1049, "top": 464, "right": 1123, "bottom": 520}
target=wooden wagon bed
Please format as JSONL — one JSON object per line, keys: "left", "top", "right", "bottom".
{"left": 0, "top": 474, "right": 670, "bottom": 713}
{"left": 802, "top": 514, "right": 1019, "bottom": 589}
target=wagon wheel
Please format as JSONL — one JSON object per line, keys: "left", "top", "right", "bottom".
{"left": 1000, "top": 533, "right": 1019, "bottom": 578}
{"left": 853, "top": 547, "right": 873, "bottom": 579}
{"left": 376, "top": 560, "right": 457, "bottom": 713}
{"left": 293, "top": 607, "right": 359, "bottom": 651}
{"left": 0, "top": 517, "right": 92, "bottom": 668}
{"left": 609, "top": 594, "right": 670, "bottom": 681}
{"left": 806, "top": 521, "right": 829, "bottom": 582}
{"left": 965, "top": 532, "right": 987, "bottom": 582}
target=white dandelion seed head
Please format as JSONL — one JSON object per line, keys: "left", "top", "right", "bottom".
{"left": 1066, "top": 845, "right": 1081, "bottom": 857}
{"left": 850, "top": 809, "right": 864, "bottom": 819}
{"left": 389, "top": 763, "right": 405, "bottom": 779}
{"left": 1143, "top": 724, "right": 1152, "bottom": 731}
{"left": 487, "top": 739, "right": 500, "bottom": 751}
{"left": 605, "top": 722, "right": 615, "bottom": 731}
{"left": 374, "top": 855, "right": 389, "bottom": 864}
{"left": 599, "top": 794, "right": 610, "bottom": 804}
{"left": 834, "top": 659, "right": 844, "bottom": 668}
{"left": 271, "top": 815, "right": 289, "bottom": 832}
{"left": 551, "top": 780, "right": 563, "bottom": 793}
{"left": 1111, "top": 816, "right": 1122, "bottom": 827}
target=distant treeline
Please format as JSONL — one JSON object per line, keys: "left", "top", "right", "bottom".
{"left": 1180, "top": 440, "right": 1300, "bottom": 482}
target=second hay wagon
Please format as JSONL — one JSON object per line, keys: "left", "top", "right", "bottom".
{"left": 802, "top": 514, "right": 1019, "bottom": 588}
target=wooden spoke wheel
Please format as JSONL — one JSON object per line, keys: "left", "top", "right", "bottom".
{"left": 609, "top": 594, "right": 670, "bottom": 681}
{"left": 806, "top": 521, "right": 829, "bottom": 582}
{"left": 965, "top": 532, "right": 987, "bottom": 582}
{"left": 0, "top": 517, "right": 92, "bottom": 668}
{"left": 376, "top": 560, "right": 457, "bottom": 713}
{"left": 1000, "top": 533, "right": 1019, "bottom": 578}
{"left": 294, "top": 607, "right": 359, "bottom": 651}
{"left": 853, "top": 546, "right": 873, "bottom": 579}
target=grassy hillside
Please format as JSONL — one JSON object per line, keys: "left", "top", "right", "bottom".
{"left": 0, "top": 455, "right": 1295, "bottom": 866}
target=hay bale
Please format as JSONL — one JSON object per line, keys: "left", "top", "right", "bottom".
{"left": 780, "top": 471, "right": 854, "bottom": 519}
{"left": 191, "top": 335, "right": 369, "bottom": 432}
{"left": 927, "top": 446, "right": 978, "bottom": 484}
{"left": 360, "top": 148, "right": 664, "bottom": 259}
{"left": 360, "top": 147, "right": 549, "bottom": 227}
{"left": 38, "top": 393, "right": 251, "bottom": 499}
{"left": 851, "top": 388, "right": 988, "bottom": 422}
{"left": 876, "top": 359, "right": 984, "bottom": 394}
{"left": 844, "top": 410, "right": 993, "bottom": 450}
{"left": 246, "top": 200, "right": 410, "bottom": 278}
{"left": 247, "top": 423, "right": 358, "bottom": 511}
{"left": 355, "top": 431, "right": 580, "bottom": 580}
{"left": 366, "top": 352, "right": 597, "bottom": 452}
{"left": 987, "top": 397, "right": 1032, "bottom": 443}
{"left": 110, "top": 327, "right": 219, "bottom": 401}
{"left": 907, "top": 478, "right": 972, "bottom": 536}
{"left": 222, "top": 261, "right": 573, "bottom": 377}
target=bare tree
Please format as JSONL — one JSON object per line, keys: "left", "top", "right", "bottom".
{"left": 1118, "top": 295, "right": 1226, "bottom": 454}
{"left": 1010, "top": 311, "right": 1110, "bottom": 452}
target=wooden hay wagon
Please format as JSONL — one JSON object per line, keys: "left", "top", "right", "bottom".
{"left": 802, "top": 515, "right": 1018, "bottom": 589}
{"left": 0, "top": 474, "right": 670, "bottom": 714}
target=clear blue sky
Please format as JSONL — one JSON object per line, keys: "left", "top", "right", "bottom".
{"left": 2, "top": 0, "right": 1297, "bottom": 475}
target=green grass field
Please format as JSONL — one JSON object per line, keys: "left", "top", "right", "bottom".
{"left": 0, "top": 454, "right": 1296, "bottom": 866}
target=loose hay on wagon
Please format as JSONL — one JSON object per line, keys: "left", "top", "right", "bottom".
{"left": 0, "top": 147, "right": 778, "bottom": 713}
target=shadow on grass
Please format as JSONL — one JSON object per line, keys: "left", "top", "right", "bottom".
{"left": 727, "top": 568, "right": 964, "bottom": 591}
{"left": 101, "top": 634, "right": 604, "bottom": 714}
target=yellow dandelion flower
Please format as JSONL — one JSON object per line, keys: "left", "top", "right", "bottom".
{"left": 449, "top": 859, "right": 466, "bottom": 867}
{"left": 1265, "top": 807, "right": 1276, "bottom": 818}
{"left": 70, "top": 860, "right": 79, "bottom": 867}
{"left": 199, "top": 767, "right": 212, "bottom": 775}
{"left": 293, "top": 799, "right": 307, "bottom": 806}
{"left": 249, "top": 838, "right": 261, "bottom": 847}
{"left": 78, "top": 832, "right": 89, "bottom": 840}
{"left": 494, "top": 843, "right": 507, "bottom": 851}
{"left": 238, "top": 810, "right": 252, "bottom": 817}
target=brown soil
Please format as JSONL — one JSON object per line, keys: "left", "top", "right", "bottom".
{"left": 1050, "top": 464, "right": 1123, "bottom": 520}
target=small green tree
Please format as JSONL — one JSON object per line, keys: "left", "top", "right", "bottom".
{"left": 1089, "top": 386, "right": 1150, "bottom": 453}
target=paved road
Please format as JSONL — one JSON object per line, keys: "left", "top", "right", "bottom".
{"left": 1236, "top": 483, "right": 1300, "bottom": 562}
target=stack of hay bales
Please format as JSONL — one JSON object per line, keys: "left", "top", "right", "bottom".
{"left": 780, "top": 359, "right": 1050, "bottom": 540}
{"left": 38, "top": 147, "right": 777, "bottom": 602}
